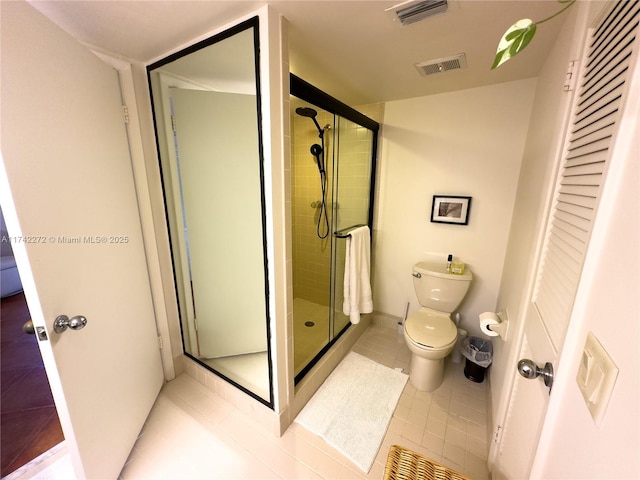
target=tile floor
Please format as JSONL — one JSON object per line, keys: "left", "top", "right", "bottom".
{"left": 118, "top": 322, "right": 491, "bottom": 480}
{"left": 203, "top": 352, "right": 270, "bottom": 401}
{"left": 0, "top": 292, "right": 64, "bottom": 477}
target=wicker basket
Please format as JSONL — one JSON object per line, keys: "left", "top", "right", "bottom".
{"left": 383, "top": 445, "right": 470, "bottom": 480}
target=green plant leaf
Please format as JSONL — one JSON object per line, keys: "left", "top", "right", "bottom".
{"left": 491, "top": 19, "right": 537, "bottom": 69}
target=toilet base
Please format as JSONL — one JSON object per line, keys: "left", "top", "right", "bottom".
{"left": 408, "top": 354, "right": 445, "bottom": 391}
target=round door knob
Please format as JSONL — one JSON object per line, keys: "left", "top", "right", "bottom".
{"left": 54, "top": 315, "right": 88, "bottom": 334}
{"left": 517, "top": 359, "right": 554, "bottom": 388}
{"left": 517, "top": 359, "right": 539, "bottom": 378}
{"left": 23, "top": 319, "right": 35, "bottom": 335}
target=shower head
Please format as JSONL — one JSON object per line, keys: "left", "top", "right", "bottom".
{"left": 295, "top": 107, "right": 318, "bottom": 118}
{"left": 296, "top": 106, "right": 324, "bottom": 138}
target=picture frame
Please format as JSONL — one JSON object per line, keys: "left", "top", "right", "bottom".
{"left": 430, "top": 195, "right": 472, "bottom": 225}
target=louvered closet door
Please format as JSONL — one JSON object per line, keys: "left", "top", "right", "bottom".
{"left": 533, "top": 0, "right": 640, "bottom": 349}
{"left": 493, "top": 3, "right": 639, "bottom": 478}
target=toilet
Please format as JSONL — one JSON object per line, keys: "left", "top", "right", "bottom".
{"left": 404, "top": 261, "right": 472, "bottom": 391}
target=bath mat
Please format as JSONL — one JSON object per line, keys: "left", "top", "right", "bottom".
{"left": 294, "top": 351, "right": 408, "bottom": 472}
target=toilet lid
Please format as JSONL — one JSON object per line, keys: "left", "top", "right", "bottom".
{"left": 405, "top": 310, "right": 457, "bottom": 348}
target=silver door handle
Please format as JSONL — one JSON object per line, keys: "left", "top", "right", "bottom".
{"left": 54, "top": 315, "right": 87, "bottom": 334}
{"left": 24, "top": 319, "right": 48, "bottom": 341}
{"left": 517, "top": 359, "right": 554, "bottom": 388}
{"left": 23, "top": 319, "right": 35, "bottom": 335}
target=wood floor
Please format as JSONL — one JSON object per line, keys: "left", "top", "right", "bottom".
{"left": 0, "top": 292, "right": 64, "bottom": 477}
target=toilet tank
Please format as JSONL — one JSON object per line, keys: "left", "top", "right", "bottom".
{"left": 412, "top": 261, "right": 472, "bottom": 313}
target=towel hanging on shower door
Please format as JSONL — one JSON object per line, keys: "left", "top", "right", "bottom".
{"left": 343, "top": 226, "right": 373, "bottom": 324}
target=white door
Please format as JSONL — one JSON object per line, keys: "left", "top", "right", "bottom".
{"left": 171, "top": 88, "right": 267, "bottom": 359}
{"left": 0, "top": 2, "right": 164, "bottom": 479}
{"left": 492, "top": 314, "right": 556, "bottom": 479}
{"left": 491, "top": 1, "right": 638, "bottom": 477}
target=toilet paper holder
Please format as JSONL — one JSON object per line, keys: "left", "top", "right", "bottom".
{"left": 479, "top": 311, "right": 508, "bottom": 340}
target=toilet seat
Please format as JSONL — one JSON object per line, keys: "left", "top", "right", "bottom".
{"left": 405, "top": 310, "right": 457, "bottom": 349}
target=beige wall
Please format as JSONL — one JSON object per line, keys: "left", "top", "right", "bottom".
{"left": 373, "top": 79, "right": 537, "bottom": 337}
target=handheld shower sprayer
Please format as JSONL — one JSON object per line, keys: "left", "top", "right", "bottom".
{"left": 310, "top": 144, "right": 324, "bottom": 174}
{"left": 296, "top": 105, "right": 330, "bottom": 238}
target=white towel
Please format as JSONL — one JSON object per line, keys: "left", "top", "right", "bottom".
{"left": 343, "top": 226, "right": 373, "bottom": 324}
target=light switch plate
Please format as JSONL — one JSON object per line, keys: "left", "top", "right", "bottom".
{"left": 576, "top": 332, "right": 619, "bottom": 426}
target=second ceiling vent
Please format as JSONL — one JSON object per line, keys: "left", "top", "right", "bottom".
{"left": 415, "top": 53, "right": 467, "bottom": 76}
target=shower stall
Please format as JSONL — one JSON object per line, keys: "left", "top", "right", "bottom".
{"left": 290, "top": 75, "right": 379, "bottom": 383}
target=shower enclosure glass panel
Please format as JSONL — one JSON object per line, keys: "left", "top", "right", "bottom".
{"left": 291, "top": 83, "right": 377, "bottom": 382}
{"left": 330, "top": 118, "right": 374, "bottom": 338}
{"left": 291, "top": 100, "right": 334, "bottom": 376}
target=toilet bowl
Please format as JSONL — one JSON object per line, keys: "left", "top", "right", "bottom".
{"left": 404, "top": 309, "right": 458, "bottom": 391}
{"left": 403, "top": 261, "right": 472, "bottom": 391}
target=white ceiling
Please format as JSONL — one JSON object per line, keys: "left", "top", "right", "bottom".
{"left": 29, "top": 0, "right": 571, "bottom": 105}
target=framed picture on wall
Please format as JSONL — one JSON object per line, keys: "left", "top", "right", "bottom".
{"left": 430, "top": 195, "right": 472, "bottom": 225}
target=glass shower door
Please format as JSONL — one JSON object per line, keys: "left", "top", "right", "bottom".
{"left": 291, "top": 100, "right": 335, "bottom": 378}
{"left": 290, "top": 74, "right": 379, "bottom": 384}
{"left": 330, "top": 117, "right": 375, "bottom": 338}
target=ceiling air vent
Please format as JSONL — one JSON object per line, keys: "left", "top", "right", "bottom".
{"left": 386, "top": 0, "right": 448, "bottom": 26}
{"left": 415, "top": 53, "right": 467, "bottom": 76}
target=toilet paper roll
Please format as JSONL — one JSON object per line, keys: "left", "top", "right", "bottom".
{"left": 479, "top": 312, "right": 500, "bottom": 337}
